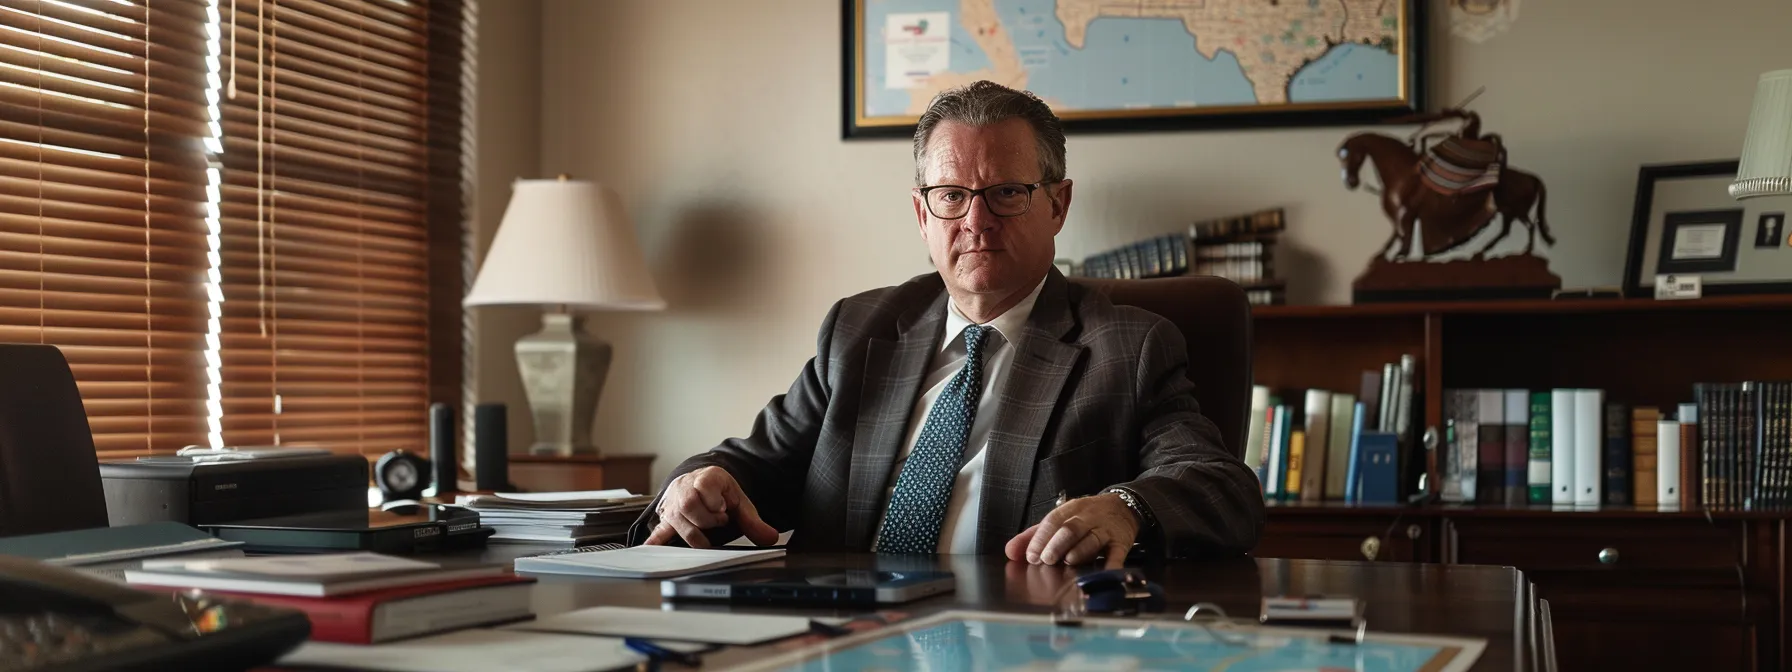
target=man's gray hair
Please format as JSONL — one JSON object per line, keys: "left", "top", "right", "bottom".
{"left": 912, "top": 81, "right": 1067, "bottom": 186}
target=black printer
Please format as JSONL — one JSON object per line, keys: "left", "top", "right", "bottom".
{"left": 99, "top": 453, "right": 369, "bottom": 526}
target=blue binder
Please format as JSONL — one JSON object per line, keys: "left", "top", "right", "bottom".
{"left": 1356, "top": 431, "right": 1400, "bottom": 504}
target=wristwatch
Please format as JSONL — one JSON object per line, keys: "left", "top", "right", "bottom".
{"left": 1103, "top": 486, "right": 1156, "bottom": 533}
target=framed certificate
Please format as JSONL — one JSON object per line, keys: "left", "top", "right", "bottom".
{"left": 1623, "top": 160, "right": 1792, "bottom": 297}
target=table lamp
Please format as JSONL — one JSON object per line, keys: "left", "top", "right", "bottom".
{"left": 1732, "top": 69, "right": 1792, "bottom": 199}
{"left": 464, "top": 177, "right": 665, "bottom": 456}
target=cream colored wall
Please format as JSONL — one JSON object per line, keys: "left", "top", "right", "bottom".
{"left": 473, "top": 0, "right": 544, "bottom": 462}
{"left": 487, "top": 0, "right": 1791, "bottom": 488}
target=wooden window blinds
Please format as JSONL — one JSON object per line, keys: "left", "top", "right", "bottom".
{"left": 0, "top": 0, "right": 213, "bottom": 456}
{"left": 3, "top": 0, "right": 468, "bottom": 461}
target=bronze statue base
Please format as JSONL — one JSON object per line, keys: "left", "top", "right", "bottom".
{"left": 1352, "top": 254, "right": 1561, "bottom": 303}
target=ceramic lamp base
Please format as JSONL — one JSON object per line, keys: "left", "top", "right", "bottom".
{"left": 515, "top": 311, "right": 608, "bottom": 457}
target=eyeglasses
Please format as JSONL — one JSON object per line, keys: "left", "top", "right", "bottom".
{"left": 916, "top": 181, "right": 1046, "bottom": 219}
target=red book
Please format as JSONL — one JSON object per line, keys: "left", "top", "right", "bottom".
{"left": 204, "top": 575, "right": 535, "bottom": 644}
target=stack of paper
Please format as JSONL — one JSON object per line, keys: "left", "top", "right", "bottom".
{"left": 455, "top": 489, "right": 651, "bottom": 547}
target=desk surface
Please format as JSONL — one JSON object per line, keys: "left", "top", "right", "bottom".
{"left": 448, "top": 547, "right": 1537, "bottom": 672}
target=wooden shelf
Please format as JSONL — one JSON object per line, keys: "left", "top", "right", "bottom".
{"left": 1250, "top": 289, "right": 1792, "bottom": 672}
{"left": 1254, "top": 294, "right": 1792, "bottom": 319}
{"left": 1253, "top": 292, "right": 1792, "bottom": 492}
{"left": 1266, "top": 500, "right": 1792, "bottom": 519}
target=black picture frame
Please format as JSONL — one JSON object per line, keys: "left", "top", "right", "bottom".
{"left": 840, "top": 0, "right": 1427, "bottom": 140}
{"left": 1654, "top": 209, "right": 1742, "bottom": 274}
{"left": 1758, "top": 212, "right": 1787, "bottom": 249}
{"left": 1622, "top": 159, "right": 1792, "bottom": 298}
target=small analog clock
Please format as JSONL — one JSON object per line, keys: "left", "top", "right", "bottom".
{"left": 374, "top": 449, "right": 431, "bottom": 502}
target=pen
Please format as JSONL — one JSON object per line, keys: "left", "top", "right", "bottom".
{"left": 623, "top": 638, "right": 703, "bottom": 667}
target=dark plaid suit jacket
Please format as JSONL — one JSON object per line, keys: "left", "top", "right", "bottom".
{"left": 626, "top": 269, "right": 1266, "bottom": 557}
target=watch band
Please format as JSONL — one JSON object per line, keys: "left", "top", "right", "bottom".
{"left": 1104, "top": 486, "right": 1156, "bottom": 532}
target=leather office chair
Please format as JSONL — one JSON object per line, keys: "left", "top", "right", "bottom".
{"left": 0, "top": 344, "right": 110, "bottom": 536}
{"left": 1071, "top": 276, "right": 1253, "bottom": 460}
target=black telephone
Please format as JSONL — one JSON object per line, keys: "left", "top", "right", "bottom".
{"left": 0, "top": 554, "right": 311, "bottom": 671}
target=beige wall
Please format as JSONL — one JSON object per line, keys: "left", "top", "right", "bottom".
{"left": 472, "top": 0, "right": 544, "bottom": 463}
{"left": 480, "top": 0, "right": 1791, "bottom": 488}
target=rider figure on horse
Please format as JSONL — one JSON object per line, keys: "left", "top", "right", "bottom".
{"left": 1406, "top": 107, "right": 1504, "bottom": 196}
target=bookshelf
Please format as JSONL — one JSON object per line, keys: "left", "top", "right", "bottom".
{"left": 1251, "top": 295, "right": 1792, "bottom": 671}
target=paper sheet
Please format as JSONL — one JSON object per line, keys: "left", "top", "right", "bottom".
{"left": 489, "top": 489, "right": 636, "bottom": 502}
{"left": 508, "top": 606, "right": 810, "bottom": 646}
{"left": 279, "top": 629, "right": 642, "bottom": 672}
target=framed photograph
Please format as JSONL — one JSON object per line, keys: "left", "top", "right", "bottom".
{"left": 1623, "top": 160, "right": 1792, "bottom": 297}
{"left": 1757, "top": 212, "right": 1786, "bottom": 249}
{"left": 841, "top": 0, "right": 1427, "bottom": 139}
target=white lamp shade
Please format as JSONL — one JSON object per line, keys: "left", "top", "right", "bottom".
{"left": 465, "top": 178, "right": 666, "bottom": 310}
{"left": 1732, "top": 69, "right": 1792, "bottom": 199}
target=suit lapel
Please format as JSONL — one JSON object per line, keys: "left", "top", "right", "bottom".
{"left": 976, "top": 272, "right": 1083, "bottom": 553}
{"left": 843, "top": 290, "right": 947, "bottom": 551}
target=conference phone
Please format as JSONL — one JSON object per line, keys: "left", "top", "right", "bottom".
{"left": 0, "top": 553, "right": 310, "bottom": 671}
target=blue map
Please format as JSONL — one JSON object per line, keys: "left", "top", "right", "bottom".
{"left": 749, "top": 613, "right": 1481, "bottom": 672}
{"left": 861, "top": 0, "right": 1403, "bottom": 119}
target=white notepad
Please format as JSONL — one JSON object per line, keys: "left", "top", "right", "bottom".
{"left": 279, "top": 629, "right": 642, "bottom": 672}
{"left": 513, "top": 545, "right": 784, "bottom": 579}
{"left": 508, "top": 606, "right": 810, "bottom": 645}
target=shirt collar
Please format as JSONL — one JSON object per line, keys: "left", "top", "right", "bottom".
{"left": 942, "top": 276, "right": 1048, "bottom": 352}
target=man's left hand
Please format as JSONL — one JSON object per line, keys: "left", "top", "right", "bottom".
{"left": 1004, "top": 493, "right": 1139, "bottom": 569}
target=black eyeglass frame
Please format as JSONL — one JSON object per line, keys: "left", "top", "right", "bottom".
{"left": 914, "top": 181, "right": 1056, "bottom": 220}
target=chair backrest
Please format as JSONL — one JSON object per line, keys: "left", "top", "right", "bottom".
{"left": 1071, "top": 276, "right": 1254, "bottom": 459}
{"left": 0, "top": 344, "right": 109, "bottom": 536}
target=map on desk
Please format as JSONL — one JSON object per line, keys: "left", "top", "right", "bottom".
{"left": 736, "top": 610, "right": 1485, "bottom": 672}
{"left": 860, "top": 0, "right": 1408, "bottom": 120}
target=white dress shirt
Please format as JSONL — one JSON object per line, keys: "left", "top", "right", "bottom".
{"left": 871, "top": 277, "right": 1047, "bottom": 554}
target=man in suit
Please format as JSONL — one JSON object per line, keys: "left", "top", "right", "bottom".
{"left": 631, "top": 81, "right": 1265, "bottom": 566}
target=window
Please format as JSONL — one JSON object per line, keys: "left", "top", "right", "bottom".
{"left": 0, "top": 0, "right": 213, "bottom": 455}
{"left": 2, "top": 0, "right": 469, "bottom": 461}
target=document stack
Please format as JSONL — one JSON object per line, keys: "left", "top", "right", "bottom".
{"left": 454, "top": 489, "right": 651, "bottom": 547}
{"left": 123, "top": 552, "right": 533, "bottom": 644}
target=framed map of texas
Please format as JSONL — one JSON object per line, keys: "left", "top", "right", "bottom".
{"left": 843, "top": 0, "right": 1427, "bottom": 138}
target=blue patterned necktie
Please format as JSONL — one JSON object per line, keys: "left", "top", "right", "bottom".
{"left": 875, "top": 324, "right": 990, "bottom": 554}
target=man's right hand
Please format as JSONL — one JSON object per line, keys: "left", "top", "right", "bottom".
{"left": 643, "top": 466, "right": 780, "bottom": 548}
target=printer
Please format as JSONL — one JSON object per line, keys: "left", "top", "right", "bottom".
{"left": 99, "top": 453, "right": 369, "bottom": 527}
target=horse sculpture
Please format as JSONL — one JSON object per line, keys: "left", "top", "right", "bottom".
{"left": 1338, "top": 130, "right": 1554, "bottom": 261}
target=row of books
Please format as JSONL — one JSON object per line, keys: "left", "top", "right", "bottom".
{"left": 1447, "top": 382, "right": 1792, "bottom": 508}
{"left": 1697, "top": 381, "right": 1792, "bottom": 508}
{"left": 1073, "top": 208, "right": 1287, "bottom": 305}
{"left": 1246, "top": 356, "right": 1419, "bottom": 503}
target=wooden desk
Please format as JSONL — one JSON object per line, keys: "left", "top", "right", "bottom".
{"left": 449, "top": 548, "right": 1544, "bottom": 671}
